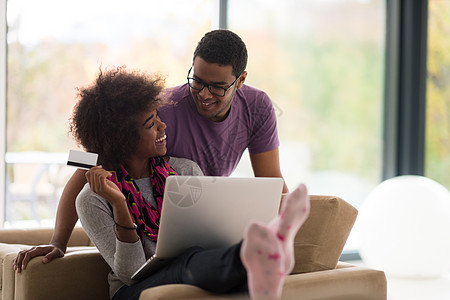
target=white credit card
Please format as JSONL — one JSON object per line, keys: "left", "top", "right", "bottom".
{"left": 67, "top": 150, "right": 98, "bottom": 169}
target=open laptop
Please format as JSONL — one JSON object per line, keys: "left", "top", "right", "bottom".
{"left": 131, "top": 176, "right": 283, "bottom": 280}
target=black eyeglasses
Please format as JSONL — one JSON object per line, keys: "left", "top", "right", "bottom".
{"left": 187, "top": 67, "right": 241, "bottom": 97}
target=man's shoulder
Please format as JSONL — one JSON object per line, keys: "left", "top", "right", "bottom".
{"left": 236, "top": 84, "right": 270, "bottom": 104}
{"left": 234, "top": 84, "right": 274, "bottom": 116}
{"left": 239, "top": 84, "right": 265, "bottom": 94}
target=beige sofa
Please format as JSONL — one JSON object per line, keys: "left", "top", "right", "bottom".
{"left": 0, "top": 196, "right": 387, "bottom": 300}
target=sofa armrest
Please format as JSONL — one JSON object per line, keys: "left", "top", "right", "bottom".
{"left": 3, "top": 249, "right": 111, "bottom": 300}
{"left": 282, "top": 265, "right": 387, "bottom": 300}
{"left": 0, "top": 226, "right": 92, "bottom": 247}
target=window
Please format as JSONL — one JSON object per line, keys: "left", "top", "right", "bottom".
{"left": 5, "top": 0, "right": 213, "bottom": 227}
{"left": 228, "top": 0, "right": 385, "bottom": 250}
{"left": 3, "top": 2, "right": 444, "bottom": 258}
{"left": 0, "top": 1, "right": 6, "bottom": 226}
{"left": 425, "top": 0, "right": 450, "bottom": 190}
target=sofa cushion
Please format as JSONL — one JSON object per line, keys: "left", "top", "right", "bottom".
{"left": 290, "top": 195, "right": 358, "bottom": 274}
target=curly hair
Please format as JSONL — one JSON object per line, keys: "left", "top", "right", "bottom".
{"left": 193, "top": 29, "right": 248, "bottom": 77}
{"left": 69, "top": 67, "right": 166, "bottom": 169}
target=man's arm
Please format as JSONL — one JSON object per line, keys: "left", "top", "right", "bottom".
{"left": 13, "top": 169, "right": 87, "bottom": 272}
{"left": 50, "top": 168, "right": 88, "bottom": 251}
{"left": 249, "top": 148, "right": 289, "bottom": 193}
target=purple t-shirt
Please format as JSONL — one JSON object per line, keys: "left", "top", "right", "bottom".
{"left": 159, "top": 83, "right": 279, "bottom": 176}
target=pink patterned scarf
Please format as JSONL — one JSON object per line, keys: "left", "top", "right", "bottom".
{"left": 108, "top": 156, "right": 177, "bottom": 244}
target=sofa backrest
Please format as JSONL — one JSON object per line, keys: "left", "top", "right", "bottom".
{"left": 0, "top": 195, "right": 357, "bottom": 281}
{"left": 0, "top": 226, "right": 93, "bottom": 246}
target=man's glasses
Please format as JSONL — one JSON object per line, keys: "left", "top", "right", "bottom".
{"left": 187, "top": 67, "right": 241, "bottom": 97}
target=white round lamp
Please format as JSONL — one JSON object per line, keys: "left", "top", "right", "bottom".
{"left": 358, "top": 175, "right": 450, "bottom": 278}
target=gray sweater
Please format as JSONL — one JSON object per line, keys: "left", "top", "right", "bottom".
{"left": 75, "top": 157, "right": 203, "bottom": 299}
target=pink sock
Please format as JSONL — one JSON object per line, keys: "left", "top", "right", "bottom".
{"left": 241, "top": 222, "right": 284, "bottom": 300}
{"left": 241, "top": 184, "right": 310, "bottom": 300}
{"left": 269, "top": 183, "right": 310, "bottom": 274}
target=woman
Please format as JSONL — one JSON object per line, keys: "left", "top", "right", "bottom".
{"left": 70, "top": 67, "right": 310, "bottom": 300}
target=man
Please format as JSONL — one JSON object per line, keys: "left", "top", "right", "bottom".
{"left": 13, "top": 29, "right": 288, "bottom": 271}
{"left": 161, "top": 30, "right": 283, "bottom": 181}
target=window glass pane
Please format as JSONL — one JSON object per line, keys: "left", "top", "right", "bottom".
{"left": 425, "top": 0, "right": 450, "bottom": 190}
{"left": 229, "top": 0, "right": 385, "bottom": 250}
{"left": 6, "top": 0, "right": 212, "bottom": 226}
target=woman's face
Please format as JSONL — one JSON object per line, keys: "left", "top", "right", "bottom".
{"left": 134, "top": 108, "right": 167, "bottom": 159}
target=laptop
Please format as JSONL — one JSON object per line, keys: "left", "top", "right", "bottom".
{"left": 131, "top": 176, "right": 283, "bottom": 280}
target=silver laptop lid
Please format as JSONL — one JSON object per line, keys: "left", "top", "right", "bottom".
{"left": 155, "top": 176, "right": 283, "bottom": 258}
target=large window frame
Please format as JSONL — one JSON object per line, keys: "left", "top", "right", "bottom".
{"left": 383, "top": 0, "right": 428, "bottom": 179}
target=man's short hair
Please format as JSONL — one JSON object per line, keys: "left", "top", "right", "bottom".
{"left": 193, "top": 29, "right": 248, "bottom": 77}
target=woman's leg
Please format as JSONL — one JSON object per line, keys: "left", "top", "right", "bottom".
{"left": 115, "top": 184, "right": 310, "bottom": 300}
{"left": 181, "top": 242, "right": 248, "bottom": 293}
{"left": 241, "top": 183, "right": 310, "bottom": 300}
{"left": 269, "top": 183, "right": 310, "bottom": 274}
{"left": 114, "top": 243, "right": 247, "bottom": 300}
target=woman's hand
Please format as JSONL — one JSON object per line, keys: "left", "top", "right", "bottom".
{"left": 85, "top": 166, "right": 125, "bottom": 206}
{"left": 86, "top": 166, "right": 139, "bottom": 243}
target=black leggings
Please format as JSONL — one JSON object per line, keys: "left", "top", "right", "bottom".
{"left": 112, "top": 242, "right": 248, "bottom": 300}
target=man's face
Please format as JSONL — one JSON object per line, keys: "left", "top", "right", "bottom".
{"left": 189, "top": 57, "right": 246, "bottom": 122}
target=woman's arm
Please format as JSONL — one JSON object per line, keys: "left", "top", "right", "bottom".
{"left": 13, "top": 169, "right": 88, "bottom": 272}
{"left": 85, "top": 166, "right": 139, "bottom": 243}
{"left": 77, "top": 166, "right": 145, "bottom": 283}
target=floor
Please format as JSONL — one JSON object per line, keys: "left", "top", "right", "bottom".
{"left": 348, "top": 260, "right": 450, "bottom": 300}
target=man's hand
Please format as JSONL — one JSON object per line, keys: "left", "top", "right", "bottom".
{"left": 13, "top": 245, "right": 65, "bottom": 273}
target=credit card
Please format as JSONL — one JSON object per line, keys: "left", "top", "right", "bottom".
{"left": 67, "top": 150, "right": 98, "bottom": 169}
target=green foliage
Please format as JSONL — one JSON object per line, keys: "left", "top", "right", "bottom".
{"left": 291, "top": 39, "right": 382, "bottom": 180}
{"left": 244, "top": 33, "right": 383, "bottom": 183}
{"left": 425, "top": 1, "right": 450, "bottom": 188}
{"left": 7, "top": 41, "right": 97, "bottom": 151}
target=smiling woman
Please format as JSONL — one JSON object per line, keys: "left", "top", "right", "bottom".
{"left": 69, "top": 67, "right": 167, "bottom": 169}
